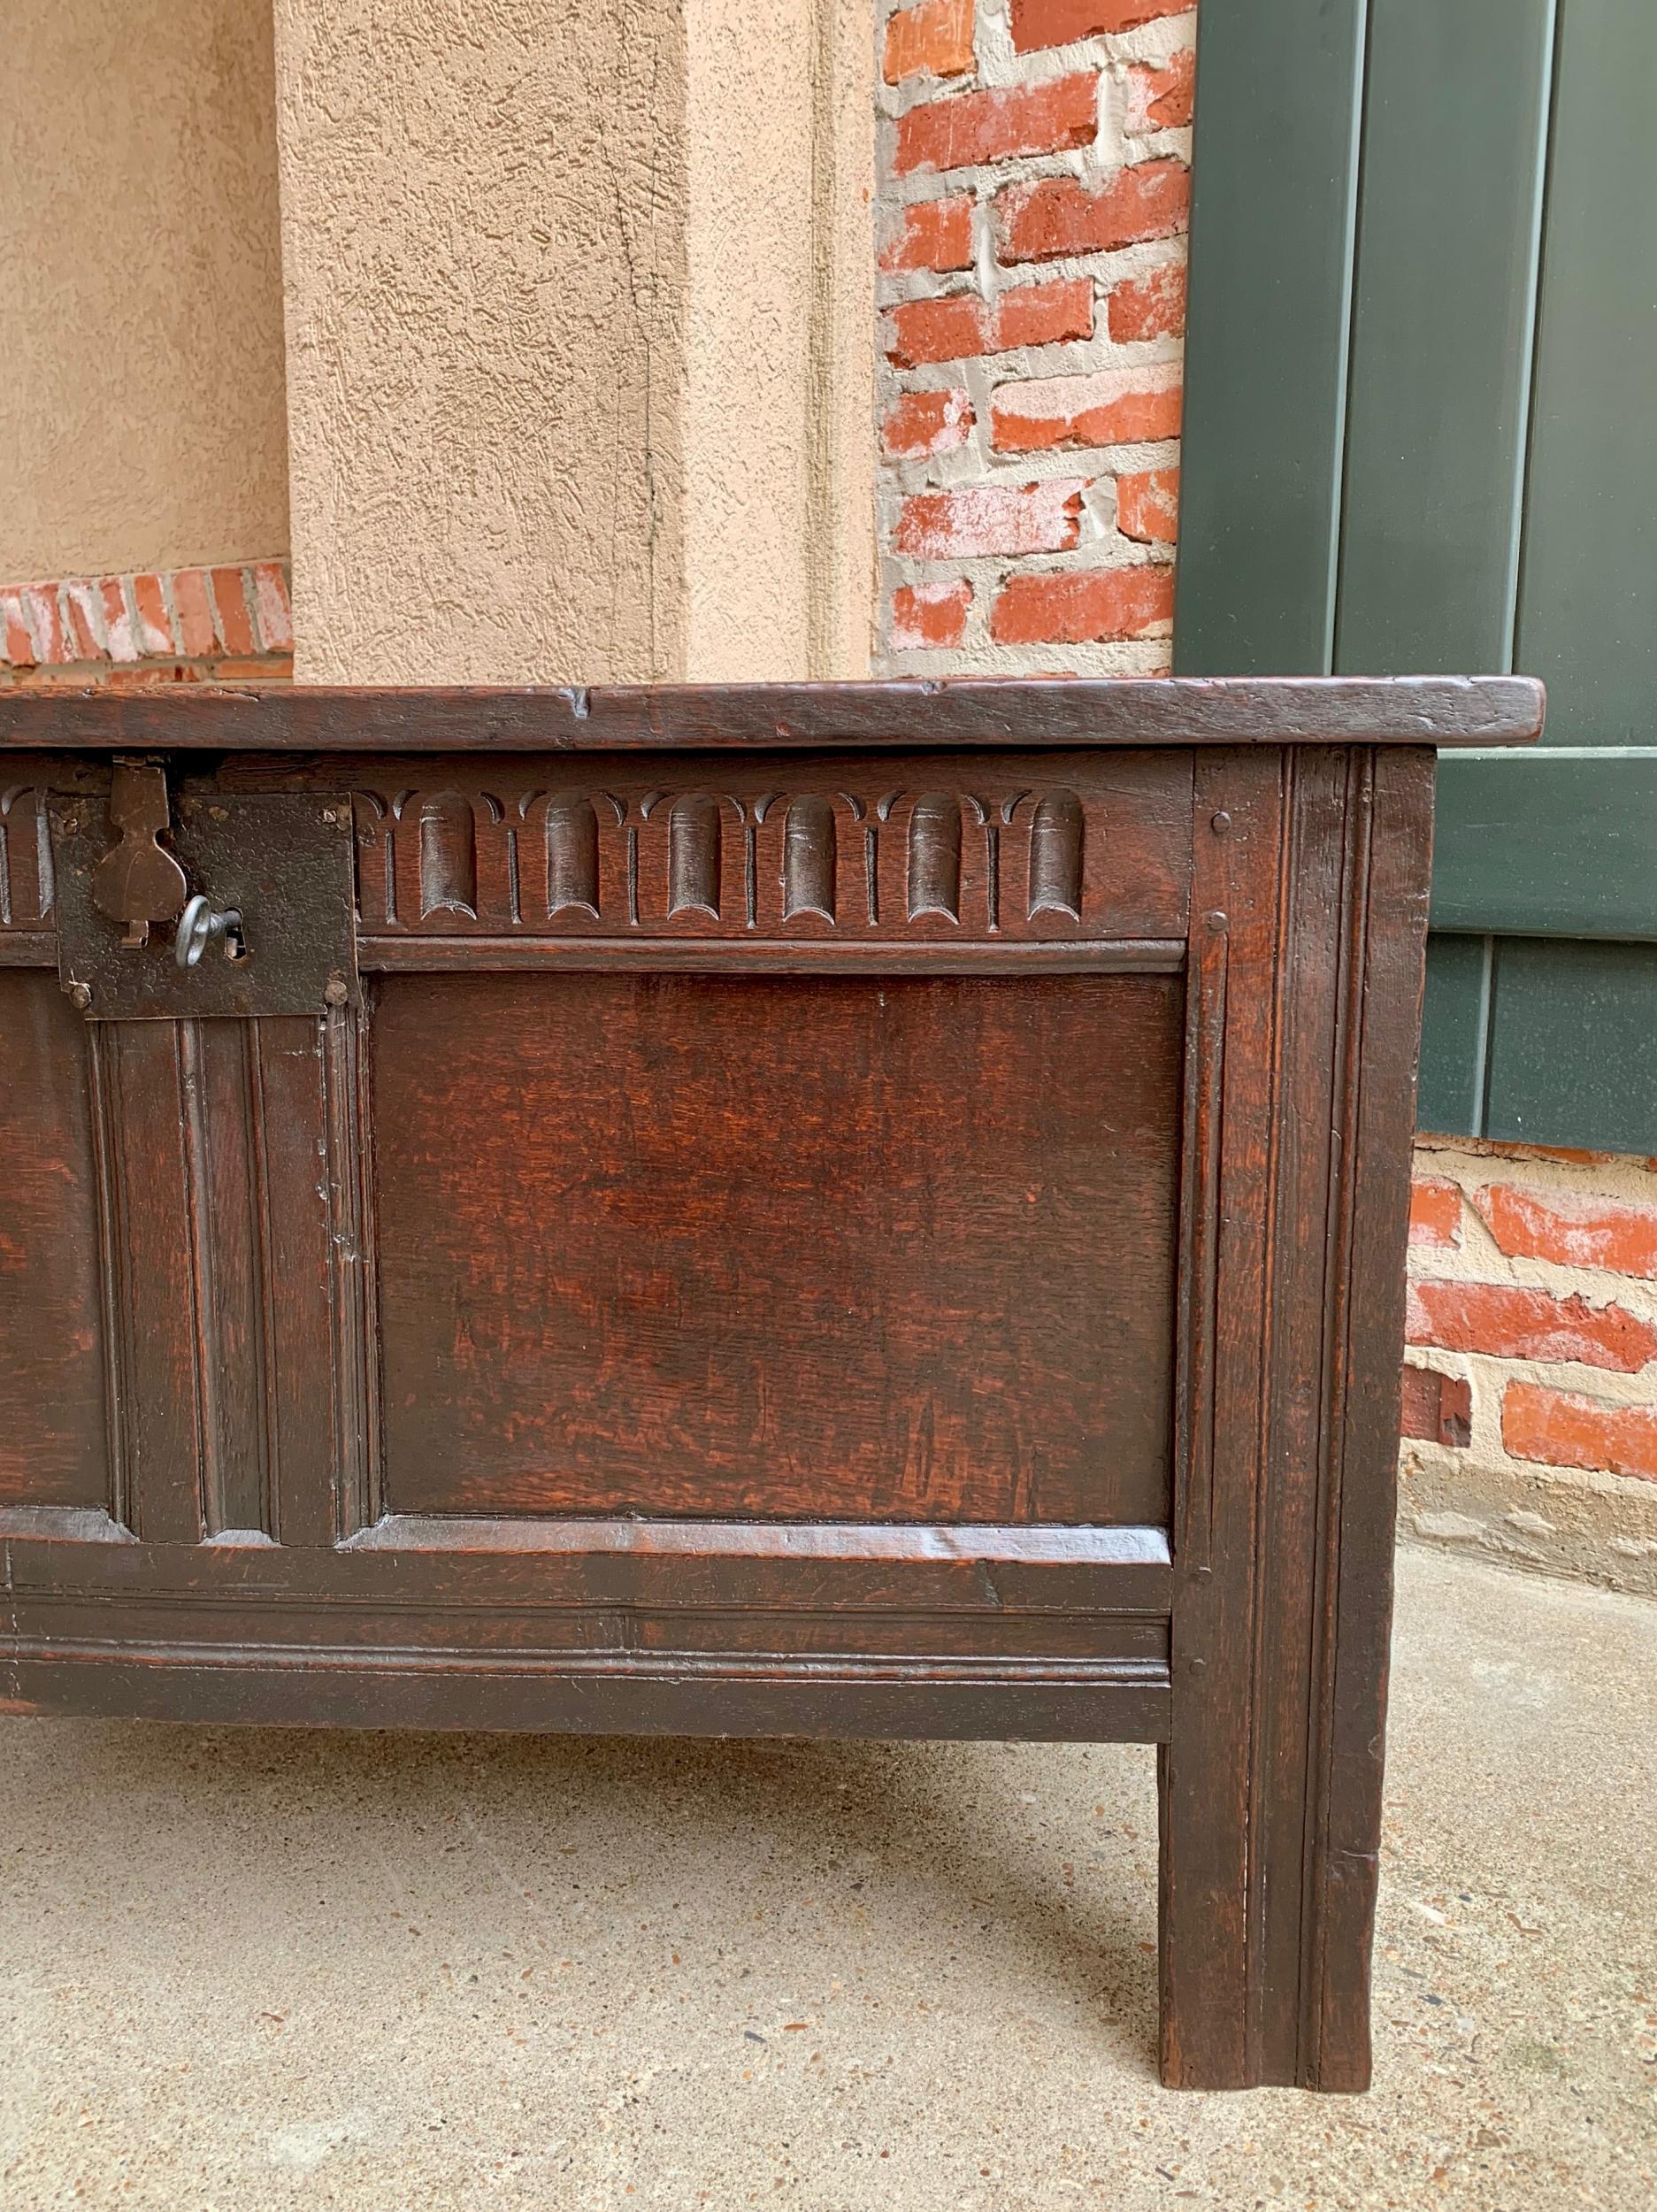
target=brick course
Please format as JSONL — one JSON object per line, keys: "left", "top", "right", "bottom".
{"left": 1115, "top": 465, "right": 1178, "bottom": 542}
{"left": 886, "top": 276, "right": 1094, "bottom": 367}
{"left": 1502, "top": 1383, "right": 1657, "bottom": 1486}
{"left": 1409, "top": 1176, "right": 1465, "bottom": 1250}
{"left": 892, "top": 579, "right": 974, "bottom": 649}
{"left": 990, "top": 361, "right": 1182, "bottom": 451}
{"left": 895, "top": 478, "right": 1085, "bottom": 559}
{"left": 1106, "top": 259, "right": 1185, "bottom": 342}
{"left": 1401, "top": 1141, "right": 1657, "bottom": 1593}
{"left": 0, "top": 562, "right": 295, "bottom": 686}
{"left": 883, "top": 388, "right": 977, "bottom": 459}
{"left": 1406, "top": 1279, "right": 1657, "bottom": 1376}
{"left": 881, "top": 194, "right": 977, "bottom": 273}
{"left": 885, "top": 0, "right": 978, "bottom": 84}
{"left": 1473, "top": 1183, "right": 1657, "bottom": 1281}
{"left": 1012, "top": 0, "right": 1190, "bottom": 50}
{"left": 895, "top": 72, "right": 1101, "bottom": 176}
{"left": 995, "top": 158, "right": 1190, "bottom": 263}
{"left": 990, "top": 559, "right": 1173, "bottom": 643}
{"left": 1124, "top": 46, "right": 1194, "bottom": 132}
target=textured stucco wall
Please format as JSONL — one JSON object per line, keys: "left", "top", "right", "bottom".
{"left": 274, "top": 0, "right": 872, "bottom": 683}
{"left": 0, "top": 0, "right": 289, "bottom": 582}
{"left": 273, "top": 0, "right": 689, "bottom": 685}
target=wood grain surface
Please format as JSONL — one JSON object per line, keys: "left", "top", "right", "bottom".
{"left": 373, "top": 972, "right": 1181, "bottom": 1524}
{"left": 0, "top": 679, "right": 1520, "bottom": 2088}
{"left": 0, "top": 974, "right": 110, "bottom": 1507}
{"left": 0, "top": 675, "right": 1543, "bottom": 752}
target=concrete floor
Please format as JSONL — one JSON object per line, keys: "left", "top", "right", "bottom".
{"left": 2, "top": 1548, "right": 1653, "bottom": 2211}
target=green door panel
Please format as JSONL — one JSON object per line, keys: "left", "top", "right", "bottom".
{"left": 1419, "top": 936, "right": 1492, "bottom": 1137}
{"left": 1173, "top": 0, "right": 1367, "bottom": 676}
{"left": 1178, "top": 0, "right": 1657, "bottom": 1153}
{"left": 1484, "top": 941, "right": 1657, "bottom": 1155}
{"left": 1335, "top": 0, "right": 1554, "bottom": 673}
{"left": 1432, "top": 751, "right": 1657, "bottom": 939}
{"left": 1422, "top": 935, "right": 1657, "bottom": 1153}
{"left": 1515, "top": 6, "right": 1657, "bottom": 748}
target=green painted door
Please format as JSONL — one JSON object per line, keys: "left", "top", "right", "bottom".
{"left": 1176, "top": 0, "right": 1657, "bottom": 1152}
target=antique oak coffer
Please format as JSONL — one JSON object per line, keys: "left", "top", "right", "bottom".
{"left": 0, "top": 677, "right": 1541, "bottom": 2090}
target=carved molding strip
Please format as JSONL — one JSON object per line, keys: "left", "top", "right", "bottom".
{"left": 350, "top": 781, "right": 1119, "bottom": 941}
{"left": 0, "top": 757, "right": 1193, "bottom": 952}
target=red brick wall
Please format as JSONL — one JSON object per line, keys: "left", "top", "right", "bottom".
{"left": 1, "top": 563, "right": 294, "bottom": 687}
{"left": 876, "top": 0, "right": 1192, "bottom": 668}
{"left": 1403, "top": 1141, "right": 1657, "bottom": 1590}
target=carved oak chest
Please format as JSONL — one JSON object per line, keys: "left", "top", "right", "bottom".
{"left": 0, "top": 676, "right": 1540, "bottom": 2088}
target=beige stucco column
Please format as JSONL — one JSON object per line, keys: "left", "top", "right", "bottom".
{"left": 682, "top": 0, "right": 876, "bottom": 682}
{"left": 272, "top": 0, "right": 872, "bottom": 685}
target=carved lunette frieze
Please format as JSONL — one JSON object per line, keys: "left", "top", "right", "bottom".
{"left": 0, "top": 758, "right": 1190, "bottom": 950}
{"left": 347, "top": 776, "right": 1132, "bottom": 941}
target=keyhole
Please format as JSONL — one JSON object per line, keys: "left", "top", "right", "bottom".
{"left": 174, "top": 895, "right": 248, "bottom": 970}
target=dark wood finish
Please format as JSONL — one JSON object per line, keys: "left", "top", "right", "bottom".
{"left": 373, "top": 972, "right": 1181, "bottom": 1524}
{"left": 1158, "top": 745, "right": 1434, "bottom": 2092}
{"left": 0, "top": 675, "right": 1542, "bottom": 752}
{"left": 1401, "top": 1363, "right": 1473, "bottom": 1450}
{"left": 330, "top": 750, "right": 1193, "bottom": 949}
{"left": 68, "top": 1009, "right": 375, "bottom": 1548}
{"left": 0, "top": 1517, "right": 1172, "bottom": 1740}
{"left": 0, "top": 680, "right": 1536, "bottom": 2091}
{"left": 0, "top": 973, "right": 111, "bottom": 1507}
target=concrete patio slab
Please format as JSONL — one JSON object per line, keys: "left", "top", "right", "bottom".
{"left": 2, "top": 1547, "right": 1653, "bottom": 2209}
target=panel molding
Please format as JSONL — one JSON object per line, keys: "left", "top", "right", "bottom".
{"left": 369, "top": 967, "right": 1184, "bottom": 1528}
{"left": 0, "top": 1513, "right": 1174, "bottom": 1740}
{"left": 83, "top": 1010, "right": 376, "bottom": 1545}
{"left": 346, "top": 1515, "right": 1170, "bottom": 1569}
{"left": 363, "top": 937, "right": 1185, "bottom": 976}
{"left": 88, "top": 1022, "right": 202, "bottom": 1541}
{"left": 0, "top": 1642, "right": 1172, "bottom": 1742}
{"left": 0, "top": 972, "right": 111, "bottom": 1510}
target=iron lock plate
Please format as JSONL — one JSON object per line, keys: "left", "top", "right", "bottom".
{"left": 50, "top": 790, "right": 359, "bottom": 1020}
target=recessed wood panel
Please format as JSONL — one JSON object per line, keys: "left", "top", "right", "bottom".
{"left": 372, "top": 972, "right": 1182, "bottom": 1524}
{"left": 0, "top": 972, "right": 109, "bottom": 1506}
